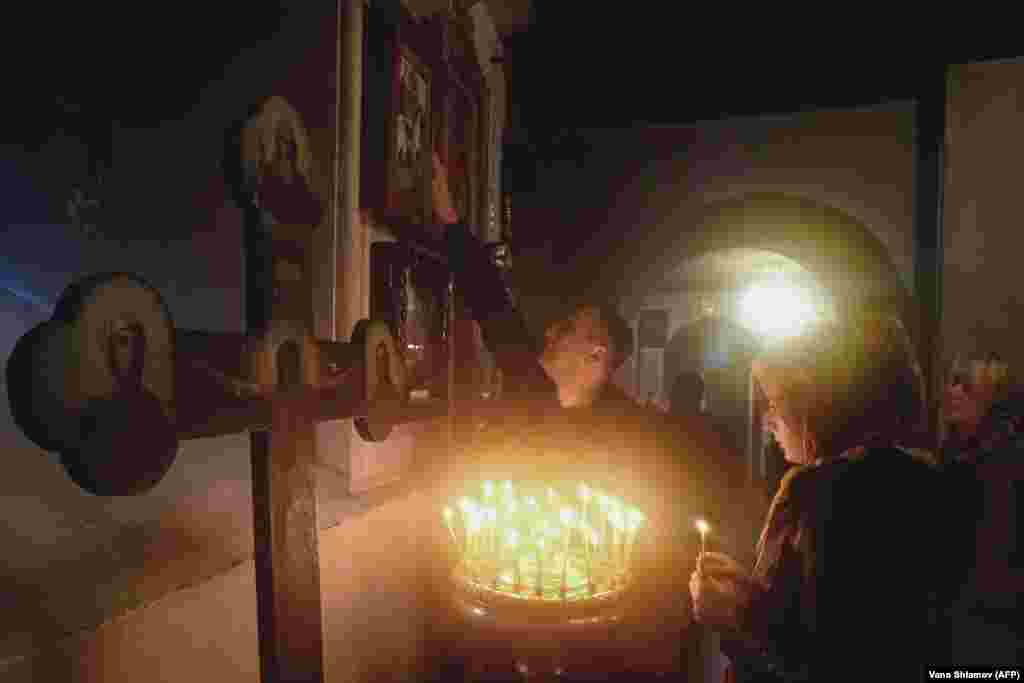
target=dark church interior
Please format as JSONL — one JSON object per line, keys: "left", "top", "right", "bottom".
{"left": 2, "top": 2, "right": 1022, "bottom": 681}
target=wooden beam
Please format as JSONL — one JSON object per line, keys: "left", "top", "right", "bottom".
{"left": 173, "top": 329, "right": 447, "bottom": 440}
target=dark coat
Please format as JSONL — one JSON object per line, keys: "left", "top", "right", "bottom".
{"left": 723, "top": 447, "right": 949, "bottom": 682}
{"left": 940, "top": 394, "right": 1024, "bottom": 666}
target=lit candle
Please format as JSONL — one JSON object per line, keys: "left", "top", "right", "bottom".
{"left": 505, "top": 528, "right": 521, "bottom": 591}
{"left": 577, "top": 483, "right": 592, "bottom": 542}
{"left": 442, "top": 506, "right": 459, "bottom": 549}
{"left": 536, "top": 538, "right": 545, "bottom": 596}
{"left": 696, "top": 518, "right": 710, "bottom": 568}
{"left": 559, "top": 506, "right": 576, "bottom": 594}
{"left": 614, "top": 507, "right": 622, "bottom": 573}
{"left": 587, "top": 526, "right": 598, "bottom": 592}
{"left": 482, "top": 482, "right": 495, "bottom": 555}
{"left": 457, "top": 498, "right": 473, "bottom": 556}
{"left": 624, "top": 508, "right": 644, "bottom": 573}
{"left": 490, "top": 507, "right": 499, "bottom": 555}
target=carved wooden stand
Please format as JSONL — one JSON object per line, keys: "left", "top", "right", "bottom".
{"left": 4, "top": 218, "right": 443, "bottom": 682}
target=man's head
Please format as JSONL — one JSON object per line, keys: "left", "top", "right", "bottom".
{"left": 539, "top": 301, "right": 633, "bottom": 407}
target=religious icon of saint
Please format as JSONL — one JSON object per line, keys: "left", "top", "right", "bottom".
{"left": 240, "top": 96, "right": 322, "bottom": 226}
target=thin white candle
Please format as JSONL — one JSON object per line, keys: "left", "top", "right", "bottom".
{"left": 505, "top": 528, "right": 521, "bottom": 590}
{"left": 696, "top": 518, "right": 710, "bottom": 568}
{"left": 536, "top": 538, "right": 545, "bottom": 595}
{"left": 587, "top": 527, "right": 598, "bottom": 591}
{"left": 442, "top": 506, "right": 459, "bottom": 548}
{"left": 485, "top": 507, "right": 497, "bottom": 556}
{"left": 624, "top": 508, "right": 643, "bottom": 573}
{"left": 559, "top": 506, "right": 575, "bottom": 593}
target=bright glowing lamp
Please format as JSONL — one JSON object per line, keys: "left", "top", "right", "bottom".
{"left": 740, "top": 279, "right": 817, "bottom": 339}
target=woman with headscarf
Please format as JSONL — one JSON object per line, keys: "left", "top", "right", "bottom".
{"left": 689, "top": 314, "right": 950, "bottom": 682}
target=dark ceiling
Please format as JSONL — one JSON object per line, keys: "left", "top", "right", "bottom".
{"left": 6, "top": 1, "right": 291, "bottom": 145}
{"left": 510, "top": 7, "right": 1019, "bottom": 130}
{"left": 4, "top": 3, "right": 1018, "bottom": 149}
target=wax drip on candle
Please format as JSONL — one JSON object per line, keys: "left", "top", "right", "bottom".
{"left": 625, "top": 508, "right": 644, "bottom": 573}
{"left": 536, "top": 538, "right": 545, "bottom": 596}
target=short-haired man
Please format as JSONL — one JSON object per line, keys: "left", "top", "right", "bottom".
{"left": 435, "top": 153, "right": 635, "bottom": 412}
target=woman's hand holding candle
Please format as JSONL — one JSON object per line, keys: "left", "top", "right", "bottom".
{"left": 689, "top": 551, "right": 758, "bottom": 629}
{"left": 696, "top": 518, "right": 710, "bottom": 570}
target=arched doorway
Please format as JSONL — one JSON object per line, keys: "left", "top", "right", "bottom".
{"left": 606, "top": 193, "right": 912, "bottom": 336}
{"left": 616, "top": 194, "right": 912, "bottom": 491}
{"left": 650, "top": 247, "right": 831, "bottom": 489}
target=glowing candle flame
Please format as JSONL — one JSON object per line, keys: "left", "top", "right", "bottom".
{"left": 609, "top": 508, "right": 626, "bottom": 530}
{"left": 696, "top": 518, "right": 710, "bottom": 562}
{"left": 444, "top": 481, "right": 647, "bottom": 602}
{"left": 627, "top": 508, "right": 644, "bottom": 531}
{"left": 577, "top": 483, "right": 592, "bottom": 502}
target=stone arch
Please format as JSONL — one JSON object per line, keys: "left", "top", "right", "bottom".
{"left": 606, "top": 192, "right": 914, "bottom": 343}
{"left": 614, "top": 193, "right": 915, "bottom": 482}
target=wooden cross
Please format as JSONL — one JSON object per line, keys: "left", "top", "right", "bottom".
{"left": 5, "top": 222, "right": 445, "bottom": 681}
